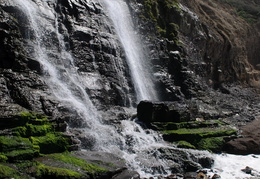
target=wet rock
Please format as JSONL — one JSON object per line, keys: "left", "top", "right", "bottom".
{"left": 71, "top": 151, "right": 139, "bottom": 179}
{"left": 157, "top": 147, "right": 213, "bottom": 174}
{"left": 241, "top": 166, "right": 252, "bottom": 174}
{"left": 211, "top": 174, "right": 221, "bottom": 179}
{"left": 183, "top": 172, "right": 197, "bottom": 179}
{"left": 112, "top": 170, "right": 140, "bottom": 179}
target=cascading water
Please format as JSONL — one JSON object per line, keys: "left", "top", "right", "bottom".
{"left": 12, "top": 0, "right": 260, "bottom": 178}
{"left": 13, "top": 0, "right": 175, "bottom": 177}
{"left": 100, "top": 0, "right": 159, "bottom": 102}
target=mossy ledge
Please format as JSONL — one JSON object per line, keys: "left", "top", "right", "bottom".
{"left": 162, "top": 126, "right": 237, "bottom": 152}
{"left": 0, "top": 152, "right": 112, "bottom": 179}
{"left": 0, "top": 112, "right": 113, "bottom": 178}
{"left": 137, "top": 101, "right": 239, "bottom": 153}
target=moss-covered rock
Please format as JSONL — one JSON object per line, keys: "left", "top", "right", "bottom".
{"left": 0, "top": 112, "right": 71, "bottom": 162}
{"left": 163, "top": 127, "right": 237, "bottom": 152}
{"left": 142, "top": 0, "right": 181, "bottom": 43}
{"left": 30, "top": 133, "right": 70, "bottom": 154}
{"left": 0, "top": 136, "right": 33, "bottom": 153}
{"left": 28, "top": 152, "right": 113, "bottom": 179}
{"left": 0, "top": 112, "right": 120, "bottom": 178}
{"left": 197, "top": 137, "right": 226, "bottom": 153}
{"left": 175, "top": 141, "right": 196, "bottom": 149}
{"left": 0, "top": 164, "right": 23, "bottom": 179}
{"left": 47, "top": 153, "right": 108, "bottom": 175}
{"left": 163, "top": 127, "right": 237, "bottom": 140}
{"left": 0, "top": 155, "right": 8, "bottom": 162}
{"left": 33, "top": 163, "right": 83, "bottom": 179}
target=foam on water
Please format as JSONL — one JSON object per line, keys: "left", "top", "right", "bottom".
{"left": 212, "top": 154, "right": 260, "bottom": 178}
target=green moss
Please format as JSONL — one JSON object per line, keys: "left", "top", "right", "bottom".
{"left": 0, "top": 133, "right": 39, "bottom": 162}
{"left": 0, "top": 164, "right": 21, "bottom": 178}
{"left": 0, "top": 136, "right": 33, "bottom": 153}
{"left": 13, "top": 112, "right": 53, "bottom": 137}
{"left": 13, "top": 126, "right": 27, "bottom": 136}
{"left": 27, "top": 123, "right": 53, "bottom": 136}
{"left": 163, "top": 127, "right": 237, "bottom": 152}
{"left": 34, "top": 163, "right": 82, "bottom": 178}
{"left": 30, "top": 133, "right": 69, "bottom": 154}
{"left": 163, "top": 128, "right": 237, "bottom": 138}
{"left": 176, "top": 141, "right": 196, "bottom": 149}
{"left": 15, "top": 160, "right": 39, "bottom": 171}
{"left": 197, "top": 137, "right": 225, "bottom": 152}
{"left": 163, "top": 127, "right": 237, "bottom": 145}
{"left": 0, "top": 155, "right": 8, "bottom": 162}
{"left": 13, "top": 124, "right": 53, "bottom": 137}
{"left": 0, "top": 112, "right": 70, "bottom": 161}
{"left": 20, "top": 112, "right": 48, "bottom": 124}
{"left": 4, "top": 149, "right": 38, "bottom": 162}
{"left": 142, "top": 0, "right": 180, "bottom": 43}
{"left": 49, "top": 153, "right": 108, "bottom": 174}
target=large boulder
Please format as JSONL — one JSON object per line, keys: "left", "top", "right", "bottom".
{"left": 224, "top": 119, "right": 260, "bottom": 154}
{"left": 137, "top": 101, "right": 190, "bottom": 123}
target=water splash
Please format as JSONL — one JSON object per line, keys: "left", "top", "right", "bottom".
{"left": 212, "top": 153, "right": 260, "bottom": 178}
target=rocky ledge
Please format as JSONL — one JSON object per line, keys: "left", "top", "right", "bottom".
{"left": 137, "top": 85, "right": 260, "bottom": 154}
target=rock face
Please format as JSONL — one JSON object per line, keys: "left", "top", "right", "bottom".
{"left": 0, "top": 0, "right": 260, "bottom": 178}
{"left": 129, "top": 0, "right": 260, "bottom": 155}
{"left": 180, "top": 0, "right": 260, "bottom": 86}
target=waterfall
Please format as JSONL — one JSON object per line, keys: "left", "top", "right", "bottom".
{"left": 13, "top": 0, "right": 174, "bottom": 177}
{"left": 13, "top": 0, "right": 260, "bottom": 178}
{"left": 14, "top": 0, "right": 133, "bottom": 153}
{"left": 100, "top": 0, "right": 159, "bottom": 102}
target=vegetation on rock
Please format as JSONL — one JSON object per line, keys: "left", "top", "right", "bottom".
{"left": 163, "top": 127, "right": 237, "bottom": 152}
{"left": 217, "top": 0, "right": 260, "bottom": 23}
{"left": 0, "top": 164, "right": 23, "bottom": 179}
{"left": 0, "top": 112, "right": 113, "bottom": 178}
{"left": 142, "top": 0, "right": 180, "bottom": 43}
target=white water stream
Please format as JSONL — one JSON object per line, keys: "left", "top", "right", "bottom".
{"left": 13, "top": 0, "right": 260, "bottom": 178}
{"left": 100, "top": 0, "right": 158, "bottom": 102}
